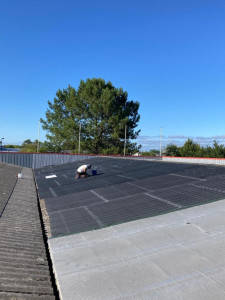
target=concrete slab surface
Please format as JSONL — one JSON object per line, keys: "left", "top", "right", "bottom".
{"left": 49, "top": 198, "right": 225, "bottom": 299}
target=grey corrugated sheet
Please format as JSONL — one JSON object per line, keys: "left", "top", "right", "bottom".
{"left": 32, "top": 154, "right": 95, "bottom": 168}
{"left": 0, "top": 153, "right": 33, "bottom": 167}
{"left": 0, "top": 152, "right": 97, "bottom": 168}
{"left": 0, "top": 165, "right": 55, "bottom": 299}
{"left": 2, "top": 152, "right": 225, "bottom": 169}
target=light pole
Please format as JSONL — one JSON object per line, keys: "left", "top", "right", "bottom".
{"left": 124, "top": 125, "right": 127, "bottom": 156}
{"left": 37, "top": 120, "right": 40, "bottom": 153}
{"left": 160, "top": 127, "right": 163, "bottom": 156}
{"left": 1, "top": 138, "right": 4, "bottom": 152}
{"left": 78, "top": 123, "right": 81, "bottom": 154}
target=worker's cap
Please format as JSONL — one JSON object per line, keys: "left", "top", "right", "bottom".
{"left": 88, "top": 164, "right": 91, "bottom": 169}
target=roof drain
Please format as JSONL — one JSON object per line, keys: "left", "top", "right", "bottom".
{"left": 33, "top": 170, "right": 60, "bottom": 300}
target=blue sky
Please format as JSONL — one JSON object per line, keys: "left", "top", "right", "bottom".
{"left": 1, "top": 0, "right": 225, "bottom": 150}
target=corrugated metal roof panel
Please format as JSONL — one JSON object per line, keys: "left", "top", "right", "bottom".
{"left": 0, "top": 165, "right": 55, "bottom": 299}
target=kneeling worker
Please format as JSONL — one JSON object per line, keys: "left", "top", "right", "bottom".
{"left": 76, "top": 164, "right": 91, "bottom": 179}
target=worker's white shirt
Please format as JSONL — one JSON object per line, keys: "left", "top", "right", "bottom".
{"left": 77, "top": 165, "right": 88, "bottom": 173}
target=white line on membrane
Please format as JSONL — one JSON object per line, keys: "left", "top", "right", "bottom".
{"left": 190, "top": 183, "right": 225, "bottom": 193}
{"left": 127, "top": 182, "right": 149, "bottom": 191}
{"left": 90, "top": 190, "right": 109, "bottom": 202}
{"left": 49, "top": 187, "right": 57, "bottom": 197}
{"left": 62, "top": 174, "right": 68, "bottom": 178}
{"left": 169, "top": 173, "right": 206, "bottom": 181}
{"left": 54, "top": 180, "right": 61, "bottom": 186}
{"left": 109, "top": 164, "right": 122, "bottom": 168}
{"left": 83, "top": 206, "right": 105, "bottom": 227}
{"left": 117, "top": 174, "right": 135, "bottom": 180}
{"left": 145, "top": 193, "right": 184, "bottom": 209}
{"left": 58, "top": 211, "right": 71, "bottom": 234}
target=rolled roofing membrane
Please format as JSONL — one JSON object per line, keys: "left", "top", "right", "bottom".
{"left": 35, "top": 158, "right": 225, "bottom": 299}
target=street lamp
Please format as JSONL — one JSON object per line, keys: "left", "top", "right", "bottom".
{"left": 37, "top": 120, "right": 40, "bottom": 153}
{"left": 78, "top": 123, "right": 81, "bottom": 154}
{"left": 160, "top": 127, "right": 163, "bottom": 156}
{"left": 1, "top": 138, "right": 4, "bottom": 152}
{"left": 124, "top": 125, "right": 127, "bottom": 156}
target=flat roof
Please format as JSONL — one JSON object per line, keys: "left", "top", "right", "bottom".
{"left": 35, "top": 158, "right": 225, "bottom": 299}
{"left": 35, "top": 158, "right": 225, "bottom": 237}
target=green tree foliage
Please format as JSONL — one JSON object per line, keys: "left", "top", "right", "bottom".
{"left": 164, "top": 144, "right": 181, "bottom": 157}
{"left": 41, "top": 85, "right": 80, "bottom": 152}
{"left": 20, "top": 139, "right": 54, "bottom": 153}
{"left": 141, "top": 149, "right": 160, "bottom": 156}
{"left": 4, "top": 144, "right": 21, "bottom": 148}
{"left": 180, "top": 138, "right": 202, "bottom": 157}
{"left": 20, "top": 140, "right": 38, "bottom": 152}
{"left": 202, "top": 141, "right": 225, "bottom": 158}
{"left": 41, "top": 78, "right": 141, "bottom": 154}
{"left": 22, "top": 139, "right": 33, "bottom": 146}
{"left": 38, "top": 141, "right": 58, "bottom": 153}
{"left": 164, "top": 139, "right": 225, "bottom": 158}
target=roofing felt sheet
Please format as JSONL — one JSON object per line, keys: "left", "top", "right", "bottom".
{"left": 34, "top": 158, "right": 225, "bottom": 238}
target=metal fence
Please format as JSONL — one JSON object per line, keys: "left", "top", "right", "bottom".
{"left": 1, "top": 152, "right": 225, "bottom": 168}
{"left": 0, "top": 152, "right": 97, "bottom": 169}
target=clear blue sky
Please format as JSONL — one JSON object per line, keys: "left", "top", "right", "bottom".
{"left": 1, "top": 0, "right": 225, "bottom": 150}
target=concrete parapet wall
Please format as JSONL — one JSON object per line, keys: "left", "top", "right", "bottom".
{"left": 162, "top": 156, "right": 225, "bottom": 165}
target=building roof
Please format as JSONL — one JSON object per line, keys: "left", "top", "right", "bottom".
{"left": 34, "top": 158, "right": 225, "bottom": 299}
{"left": 0, "top": 163, "right": 55, "bottom": 299}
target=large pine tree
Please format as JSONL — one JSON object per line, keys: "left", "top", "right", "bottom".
{"left": 41, "top": 78, "right": 141, "bottom": 154}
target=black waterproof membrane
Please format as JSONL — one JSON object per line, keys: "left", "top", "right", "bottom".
{"left": 34, "top": 158, "right": 225, "bottom": 238}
